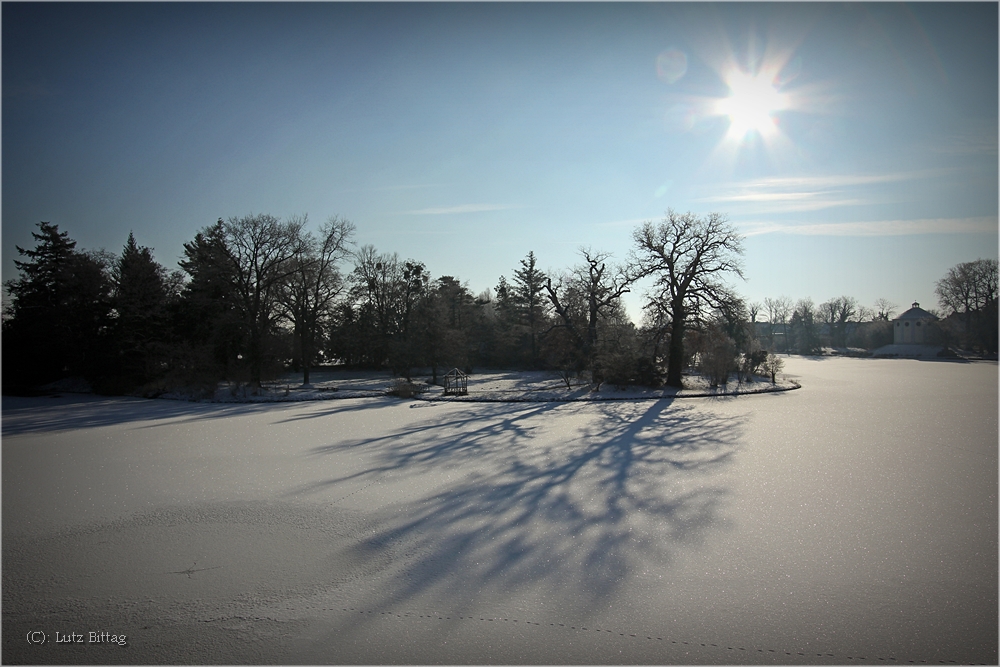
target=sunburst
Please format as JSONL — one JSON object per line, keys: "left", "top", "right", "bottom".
{"left": 715, "top": 69, "right": 789, "bottom": 140}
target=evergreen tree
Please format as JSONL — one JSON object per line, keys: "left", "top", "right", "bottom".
{"left": 3, "top": 222, "right": 112, "bottom": 389}
{"left": 176, "top": 220, "right": 243, "bottom": 384}
{"left": 789, "top": 298, "right": 820, "bottom": 354}
{"left": 108, "top": 232, "right": 172, "bottom": 389}
{"left": 511, "top": 251, "right": 547, "bottom": 366}
{"left": 489, "top": 275, "right": 519, "bottom": 366}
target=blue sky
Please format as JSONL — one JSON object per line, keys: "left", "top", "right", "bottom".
{"left": 3, "top": 2, "right": 997, "bottom": 321}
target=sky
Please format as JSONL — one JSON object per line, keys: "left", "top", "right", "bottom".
{"left": 3, "top": 2, "right": 997, "bottom": 322}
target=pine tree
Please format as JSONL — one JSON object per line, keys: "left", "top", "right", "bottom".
{"left": 110, "top": 232, "right": 171, "bottom": 388}
{"left": 3, "top": 222, "right": 112, "bottom": 389}
{"left": 511, "top": 251, "right": 547, "bottom": 366}
{"left": 176, "top": 220, "right": 242, "bottom": 382}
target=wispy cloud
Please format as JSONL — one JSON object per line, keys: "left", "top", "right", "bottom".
{"left": 741, "top": 216, "right": 997, "bottom": 237}
{"left": 370, "top": 183, "right": 449, "bottom": 192}
{"left": 405, "top": 204, "right": 514, "bottom": 215}
{"left": 930, "top": 128, "right": 998, "bottom": 157}
{"left": 697, "top": 171, "right": 942, "bottom": 214}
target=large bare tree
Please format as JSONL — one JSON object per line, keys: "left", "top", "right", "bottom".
{"left": 935, "top": 258, "right": 998, "bottom": 319}
{"left": 220, "top": 213, "right": 305, "bottom": 387}
{"left": 630, "top": 210, "right": 744, "bottom": 388}
{"left": 347, "top": 246, "right": 428, "bottom": 369}
{"left": 544, "top": 248, "right": 631, "bottom": 381}
{"left": 935, "top": 258, "right": 998, "bottom": 352}
{"left": 277, "top": 215, "right": 355, "bottom": 385}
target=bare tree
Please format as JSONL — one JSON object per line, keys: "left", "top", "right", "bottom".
{"left": 763, "top": 296, "right": 792, "bottom": 353}
{"left": 220, "top": 213, "right": 306, "bottom": 387}
{"left": 819, "top": 296, "right": 859, "bottom": 348}
{"left": 761, "top": 353, "right": 784, "bottom": 384}
{"left": 873, "top": 297, "right": 897, "bottom": 321}
{"left": 544, "top": 248, "right": 632, "bottom": 382}
{"left": 277, "top": 215, "right": 355, "bottom": 385}
{"left": 630, "top": 210, "right": 744, "bottom": 388}
{"left": 936, "top": 258, "right": 999, "bottom": 352}
{"left": 936, "top": 258, "right": 998, "bottom": 318}
{"left": 347, "top": 247, "right": 428, "bottom": 369}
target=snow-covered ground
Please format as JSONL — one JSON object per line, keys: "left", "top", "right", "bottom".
{"left": 2, "top": 357, "right": 996, "bottom": 664}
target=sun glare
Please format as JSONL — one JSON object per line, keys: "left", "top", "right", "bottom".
{"left": 716, "top": 69, "right": 788, "bottom": 139}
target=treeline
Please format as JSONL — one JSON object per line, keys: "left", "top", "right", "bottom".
{"left": 3, "top": 213, "right": 996, "bottom": 397}
{"left": 752, "top": 295, "right": 896, "bottom": 354}
{"left": 752, "top": 257, "right": 998, "bottom": 357}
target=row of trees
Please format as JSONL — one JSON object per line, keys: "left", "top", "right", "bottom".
{"left": 753, "top": 258, "right": 999, "bottom": 357}
{"left": 3, "top": 212, "right": 996, "bottom": 396}
{"left": 752, "top": 295, "right": 895, "bottom": 355}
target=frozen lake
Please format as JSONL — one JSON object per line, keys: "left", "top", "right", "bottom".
{"left": 3, "top": 357, "right": 996, "bottom": 664}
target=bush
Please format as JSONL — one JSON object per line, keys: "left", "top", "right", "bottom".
{"left": 761, "top": 353, "right": 784, "bottom": 384}
{"left": 739, "top": 349, "right": 768, "bottom": 383}
{"left": 699, "top": 327, "right": 736, "bottom": 387}
{"left": 634, "top": 356, "right": 663, "bottom": 388}
{"left": 600, "top": 350, "right": 638, "bottom": 390}
{"left": 387, "top": 379, "right": 425, "bottom": 398}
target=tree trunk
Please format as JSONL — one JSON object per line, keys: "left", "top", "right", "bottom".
{"left": 302, "top": 329, "right": 312, "bottom": 385}
{"left": 248, "top": 327, "right": 263, "bottom": 388}
{"left": 666, "top": 308, "right": 686, "bottom": 388}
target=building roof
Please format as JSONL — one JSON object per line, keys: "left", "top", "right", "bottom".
{"left": 895, "top": 302, "right": 937, "bottom": 321}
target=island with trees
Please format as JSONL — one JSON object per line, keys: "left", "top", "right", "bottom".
{"left": 3, "top": 212, "right": 996, "bottom": 399}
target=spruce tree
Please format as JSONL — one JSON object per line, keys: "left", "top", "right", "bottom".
{"left": 110, "top": 232, "right": 171, "bottom": 389}
{"left": 3, "top": 222, "right": 112, "bottom": 389}
{"left": 511, "top": 251, "right": 547, "bottom": 366}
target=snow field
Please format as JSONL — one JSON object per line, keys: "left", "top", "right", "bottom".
{"left": 2, "top": 357, "right": 996, "bottom": 664}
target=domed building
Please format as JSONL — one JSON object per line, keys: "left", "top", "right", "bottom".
{"left": 893, "top": 302, "right": 937, "bottom": 344}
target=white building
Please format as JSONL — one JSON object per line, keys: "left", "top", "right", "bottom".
{"left": 893, "top": 302, "right": 937, "bottom": 344}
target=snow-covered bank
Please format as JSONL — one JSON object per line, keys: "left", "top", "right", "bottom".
{"left": 3, "top": 357, "right": 996, "bottom": 664}
{"left": 156, "top": 368, "right": 799, "bottom": 403}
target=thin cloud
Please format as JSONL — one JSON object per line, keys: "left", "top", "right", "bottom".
{"left": 406, "top": 204, "right": 514, "bottom": 215}
{"left": 742, "top": 216, "right": 998, "bottom": 237}
{"left": 370, "top": 183, "right": 449, "bottom": 192}
{"left": 931, "top": 131, "right": 999, "bottom": 157}
{"left": 734, "top": 172, "right": 925, "bottom": 190}
{"left": 698, "top": 170, "right": 943, "bottom": 215}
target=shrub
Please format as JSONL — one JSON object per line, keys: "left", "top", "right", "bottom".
{"left": 634, "top": 356, "right": 663, "bottom": 387}
{"left": 600, "top": 350, "right": 638, "bottom": 390}
{"left": 699, "top": 327, "right": 736, "bottom": 387}
{"left": 739, "top": 349, "right": 769, "bottom": 383}
{"left": 761, "top": 353, "right": 784, "bottom": 384}
{"left": 387, "top": 379, "right": 425, "bottom": 398}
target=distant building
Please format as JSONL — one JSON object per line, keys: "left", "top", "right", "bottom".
{"left": 893, "top": 302, "right": 937, "bottom": 344}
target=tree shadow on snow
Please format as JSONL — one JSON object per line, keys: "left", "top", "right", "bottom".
{"left": 0, "top": 394, "right": 394, "bottom": 436}
{"left": 295, "top": 399, "right": 744, "bottom": 619}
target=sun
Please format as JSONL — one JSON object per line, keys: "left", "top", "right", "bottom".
{"left": 715, "top": 69, "right": 788, "bottom": 139}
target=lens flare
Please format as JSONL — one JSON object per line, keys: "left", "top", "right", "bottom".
{"left": 656, "top": 49, "right": 688, "bottom": 84}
